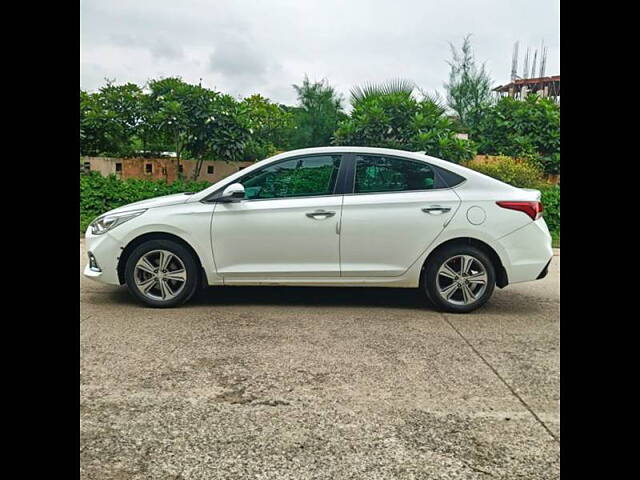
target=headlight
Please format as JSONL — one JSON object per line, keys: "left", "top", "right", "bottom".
{"left": 90, "top": 209, "right": 146, "bottom": 235}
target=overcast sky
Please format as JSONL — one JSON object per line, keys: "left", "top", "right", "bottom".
{"left": 80, "top": 0, "right": 559, "bottom": 105}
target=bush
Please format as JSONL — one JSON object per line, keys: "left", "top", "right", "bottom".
{"left": 80, "top": 172, "right": 211, "bottom": 233}
{"left": 536, "top": 153, "right": 560, "bottom": 175}
{"left": 470, "top": 95, "right": 560, "bottom": 173}
{"left": 465, "top": 156, "right": 546, "bottom": 189}
{"left": 541, "top": 184, "right": 560, "bottom": 235}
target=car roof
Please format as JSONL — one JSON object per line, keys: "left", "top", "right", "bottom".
{"left": 272, "top": 146, "right": 447, "bottom": 165}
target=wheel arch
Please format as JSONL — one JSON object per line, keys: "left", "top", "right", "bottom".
{"left": 421, "top": 237, "right": 509, "bottom": 288}
{"left": 117, "top": 231, "right": 207, "bottom": 286}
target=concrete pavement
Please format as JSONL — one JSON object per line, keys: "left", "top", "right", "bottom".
{"left": 80, "top": 240, "right": 560, "bottom": 479}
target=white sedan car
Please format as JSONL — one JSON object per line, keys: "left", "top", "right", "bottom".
{"left": 84, "top": 146, "right": 553, "bottom": 313}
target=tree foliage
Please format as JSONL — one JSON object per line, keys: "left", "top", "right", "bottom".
{"left": 444, "top": 35, "right": 494, "bottom": 130}
{"left": 541, "top": 185, "right": 560, "bottom": 234}
{"left": 146, "top": 77, "right": 195, "bottom": 161}
{"left": 334, "top": 84, "right": 475, "bottom": 163}
{"left": 350, "top": 79, "right": 415, "bottom": 105}
{"left": 80, "top": 69, "right": 559, "bottom": 175}
{"left": 469, "top": 94, "right": 560, "bottom": 172}
{"left": 80, "top": 89, "right": 131, "bottom": 157}
{"left": 290, "top": 76, "right": 345, "bottom": 148}
{"left": 240, "top": 94, "right": 293, "bottom": 160}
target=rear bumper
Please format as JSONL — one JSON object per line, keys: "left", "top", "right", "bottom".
{"left": 498, "top": 218, "right": 553, "bottom": 284}
{"left": 536, "top": 258, "right": 552, "bottom": 279}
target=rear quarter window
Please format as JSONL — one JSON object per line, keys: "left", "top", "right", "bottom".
{"left": 430, "top": 164, "right": 466, "bottom": 188}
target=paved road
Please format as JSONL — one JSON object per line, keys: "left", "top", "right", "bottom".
{"left": 80, "top": 240, "right": 560, "bottom": 479}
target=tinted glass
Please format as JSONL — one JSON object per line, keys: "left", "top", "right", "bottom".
{"left": 241, "top": 155, "right": 341, "bottom": 200}
{"left": 431, "top": 164, "right": 465, "bottom": 187}
{"left": 354, "top": 155, "right": 436, "bottom": 193}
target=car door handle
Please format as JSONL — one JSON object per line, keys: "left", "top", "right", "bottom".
{"left": 422, "top": 206, "right": 451, "bottom": 214}
{"left": 306, "top": 209, "right": 336, "bottom": 219}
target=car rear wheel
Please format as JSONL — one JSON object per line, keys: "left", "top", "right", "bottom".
{"left": 423, "top": 245, "right": 496, "bottom": 313}
{"left": 124, "top": 239, "right": 199, "bottom": 308}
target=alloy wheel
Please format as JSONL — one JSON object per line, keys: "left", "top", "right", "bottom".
{"left": 436, "top": 254, "right": 488, "bottom": 306}
{"left": 134, "top": 249, "right": 187, "bottom": 301}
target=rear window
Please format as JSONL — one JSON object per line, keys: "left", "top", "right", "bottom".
{"left": 354, "top": 155, "right": 437, "bottom": 193}
{"left": 353, "top": 155, "right": 464, "bottom": 193}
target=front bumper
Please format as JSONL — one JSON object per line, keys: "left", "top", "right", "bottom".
{"left": 82, "top": 227, "right": 123, "bottom": 285}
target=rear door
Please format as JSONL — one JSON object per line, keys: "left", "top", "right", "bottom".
{"left": 339, "top": 154, "right": 461, "bottom": 277}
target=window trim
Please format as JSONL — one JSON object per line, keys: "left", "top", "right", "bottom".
{"left": 202, "top": 153, "right": 350, "bottom": 203}
{"left": 344, "top": 153, "right": 464, "bottom": 196}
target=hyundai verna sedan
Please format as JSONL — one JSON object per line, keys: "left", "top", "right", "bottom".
{"left": 84, "top": 146, "right": 553, "bottom": 313}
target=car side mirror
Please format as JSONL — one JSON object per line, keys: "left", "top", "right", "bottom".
{"left": 218, "top": 183, "right": 245, "bottom": 203}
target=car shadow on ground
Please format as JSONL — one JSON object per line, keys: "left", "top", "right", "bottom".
{"left": 89, "top": 285, "right": 548, "bottom": 315}
{"left": 89, "top": 284, "right": 429, "bottom": 310}
{"left": 193, "top": 286, "right": 430, "bottom": 310}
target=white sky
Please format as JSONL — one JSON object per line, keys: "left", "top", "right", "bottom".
{"left": 80, "top": 0, "right": 559, "bottom": 105}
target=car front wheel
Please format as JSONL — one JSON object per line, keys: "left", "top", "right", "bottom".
{"left": 423, "top": 245, "right": 496, "bottom": 313}
{"left": 124, "top": 239, "right": 200, "bottom": 308}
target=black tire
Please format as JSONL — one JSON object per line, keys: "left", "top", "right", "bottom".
{"left": 124, "top": 239, "right": 200, "bottom": 308}
{"left": 422, "top": 244, "right": 496, "bottom": 313}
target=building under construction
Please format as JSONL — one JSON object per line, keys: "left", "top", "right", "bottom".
{"left": 493, "top": 41, "right": 560, "bottom": 103}
{"left": 493, "top": 75, "right": 560, "bottom": 101}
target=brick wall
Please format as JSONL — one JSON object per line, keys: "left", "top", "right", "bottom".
{"left": 181, "top": 159, "right": 252, "bottom": 183}
{"left": 81, "top": 157, "right": 254, "bottom": 184}
{"left": 122, "top": 157, "right": 178, "bottom": 183}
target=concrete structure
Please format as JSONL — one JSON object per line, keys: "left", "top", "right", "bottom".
{"left": 81, "top": 157, "right": 254, "bottom": 184}
{"left": 493, "top": 75, "right": 560, "bottom": 103}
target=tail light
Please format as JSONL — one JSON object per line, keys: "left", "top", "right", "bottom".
{"left": 496, "top": 201, "right": 543, "bottom": 220}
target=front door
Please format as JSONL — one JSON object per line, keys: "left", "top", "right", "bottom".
{"left": 340, "top": 154, "right": 461, "bottom": 276}
{"left": 211, "top": 154, "right": 344, "bottom": 278}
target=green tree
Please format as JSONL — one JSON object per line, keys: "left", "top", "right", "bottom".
{"left": 334, "top": 81, "right": 475, "bottom": 163}
{"left": 80, "top": 89, "right": 129, "bottom": 156}
{"left": 98, "top": 81, "right": 145, "bottom": 150}
{"left": 198, "top": 92, "right": 250, "bottom": 178}
{"left": 469, "top": 94, "right": 560, "bottom": 172}
{"left": 444, "top": 35, "right": 493, "bottom": 131}
{"left": 147, "top": 78, "right": 250, "bottom": 178}
{"left": 290, "top": 76, "right": 345, "bottom": 148}
{"left": 147, "top": 77, "right": 194, "bottom": 166}
{"left": 80, "top": 81, "right": 158, "bottom": 157}
{"left": 133, "top": 92, "right": 167, "bottom": 155}
{"left": 240, "top": 94, "right": 293, "bottom": 160}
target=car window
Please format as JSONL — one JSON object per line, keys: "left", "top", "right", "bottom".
{"left": 354, "top": 155, "right": 436, "bottom": 193}
{"left": 241, "top": 155, "right": 342, "bottom": 200}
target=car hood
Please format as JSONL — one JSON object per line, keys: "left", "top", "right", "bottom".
{"left": 104, "top": 193, "right": 192, "bottom": 216}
